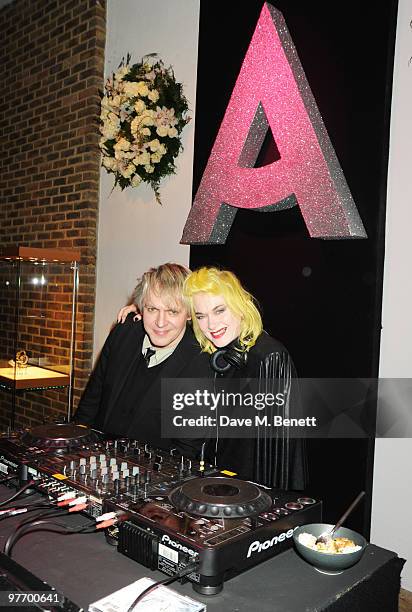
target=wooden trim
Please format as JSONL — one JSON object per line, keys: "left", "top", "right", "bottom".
{"left": 0, "top": 246, "right": 80, "bottom": 263}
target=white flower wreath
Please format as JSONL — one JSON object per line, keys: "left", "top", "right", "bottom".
{"left": 99, "top": 53, "right": 190, "bottom": 203}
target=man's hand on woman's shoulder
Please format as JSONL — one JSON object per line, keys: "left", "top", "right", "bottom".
{"left": 117, "top": 304, "right": 141, "bottom": 324}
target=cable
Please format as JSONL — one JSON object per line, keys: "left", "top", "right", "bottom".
{"left": 0, "top": 501, "right": 58, "bottom": 514}
{"left": 0, "top": 475, "right": 17, "bottom": 484}
{"left": 4, "top": 512, "right": 97, "bottom": 557}
{"left": 126, "top": 561, "right": 200, "bottom": 612}
{"left": 0, "top": 480, "right": 35, "bottom": 507}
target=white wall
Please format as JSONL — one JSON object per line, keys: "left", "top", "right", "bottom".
{"left": 93, "top": 0, "right": 200, "bottom": 359}
{"left": 372, "top": 0, "right": 412, "bottom": 590}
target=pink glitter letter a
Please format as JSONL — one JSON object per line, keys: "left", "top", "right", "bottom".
{"left": 181, "top": 3, "right": 366, "bottom": 244}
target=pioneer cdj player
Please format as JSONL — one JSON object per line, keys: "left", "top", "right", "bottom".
{"left": 0, "top": 424, "right": 322, "bottom": 594}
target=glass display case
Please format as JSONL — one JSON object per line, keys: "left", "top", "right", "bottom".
{"left": 0, "top": 246, "right": 79, "bottom": 429}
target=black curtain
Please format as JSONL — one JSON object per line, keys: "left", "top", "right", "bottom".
{"left": 190, "top": 0, "right": 398, "bottom": 536}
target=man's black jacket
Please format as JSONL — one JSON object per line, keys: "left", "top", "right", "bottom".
{"left": 74, "top": 316, "right": 211, "bottom": 456}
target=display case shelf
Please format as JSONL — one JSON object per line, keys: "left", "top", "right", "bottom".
{"left": 0, "top": 365, "right": 70, "bottom": 390}
{"left": 0, "top": 246, "right": 79, "bottom": 428}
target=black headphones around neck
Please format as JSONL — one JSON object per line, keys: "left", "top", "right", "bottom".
{"left": 210, "top": 340, "right": 248, "bottom": 374}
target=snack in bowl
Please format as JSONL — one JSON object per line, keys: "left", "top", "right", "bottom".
{"left": 298, "top": 532, "right": 362, "bottom": 554}
{"left": 293, "top": 524, "right": 367, "bottom": 572}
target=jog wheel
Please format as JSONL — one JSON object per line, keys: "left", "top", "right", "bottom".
{"left": 169, "top": 476, "right": 272, "bottom": 519}
{"left": 21, "top": 423, "right": 99, "bottom": 452}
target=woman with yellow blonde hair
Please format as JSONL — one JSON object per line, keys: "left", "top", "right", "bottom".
{"left": 183, "top": 266, "right": 306, "bottom": 491}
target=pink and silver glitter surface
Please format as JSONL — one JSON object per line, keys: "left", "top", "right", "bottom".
{"left": 181, "top": 2, "right": 367, "bottom": 244}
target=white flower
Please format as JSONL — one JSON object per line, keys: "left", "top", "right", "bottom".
{"left": 102, "top": 156, "right": 118, "bottom": 171}
{"left": 148, "top": 89, "right": 159, "bottom": 103}
{"left": 156, "top": 126, "right": 168, "bottom": 137}
{"left": 154, "top": 106, "right": 177, "bottom": 127}
{"left": 130, "top": 117, "right": 141, "bottom": 136}
{"left": 148, "top": 139, "right": 161, "bottom": 152}
{"left": 114, "top": 137, "right": 131, "bottom": 160}
{"left": 144, "top": 164, "right": 155, "bottom": 173}
{"left": 114, "top": 66, "right": 130, "bottom": 81}
{"left": 101, "top": 96, "right": 111, "bottom": 110}
{"left": 111, "top": 95, "right": 123, "bottom": 108}
{"left": 134, "top": 99, "right": 146, "bottom": 113}
{"left": 114, "top": 137, "right": 130, "bottom": 151}
{"left": 151, "top": 152, "right": 162, "bottom": 163}
{"left": 168, "top": 127, "right": 178, "bottom": 138}
{"left": 131, "top": 174, "right": 142, "bottom": 187}
{"left": 134, "top": 151, "right": 151, "bottom": 166}
{"left": 101, "top": 121, "right": 120, "bottom": 139}
{"left": 120, "top": 163, "right": 135, "bottom": 179}
{"left": 123, "top": 82, "right": 141, "bottom": 97}
{"left": 141, "top": 115, "right": 155, "bottom": 127}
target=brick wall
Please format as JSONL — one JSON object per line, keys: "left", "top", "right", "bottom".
{"left": 0, "top": 0, "right": 106, "bottom": 428}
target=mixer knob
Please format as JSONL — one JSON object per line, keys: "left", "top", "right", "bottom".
{"left": 223, "top": 506, "right": 232, "bottom": 516}
{"left": 133, "top": 448, "right": 141, "bottom": 456}
{"left": 120, "top": 462, "right": 128, "bottom": 471}
{"left": 155, "top": 455, "right": 163, "bottom": 463}
{"left": 144, "top": 450, "right": 152, "bottom": 460}
{"left": 210, "top": 506, "right": 219, "bottom": 516}
{"left": 153, "top": 463, "right": 161, "bottom": 472}
{"left": 99, "top": 454, "right": 106, "bottom": 463}
{"left": 236, "top": 506, "right": 245, "bottom": 515}
{"left": 285, "top": 502, "right": 303, "bottom": 511}
{"left": 122, "top": 469, "right": 130, "bottom": 478}
{"left": 170, "top": 448, "right": 177, "bottom": 456}
{"left": 100, "top": 466, "right": 108, "bottom": 476}
{"left": 109, "top": 458, "right": 117, "bottom": 466}
{"left": 144, "top": 443, "right": 150, "bottom": 452}
{"left": 79, "top": 465, "right": 86, "bottom": 475}
{"left": 89, "top": 456, "right": 97, "bottom": 464}
{"left": 111, "top": 471, "right": 120, "bottom": 481}
{"left": 79, "top": 458, "right": 86, "bottom": 466}
{"left": 132, "top": 466, "right": 140, "bottom": 476}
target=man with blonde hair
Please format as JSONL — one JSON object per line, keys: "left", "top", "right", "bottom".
{"left": 75, "top": 263, "right": 210, "bottom": 456}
